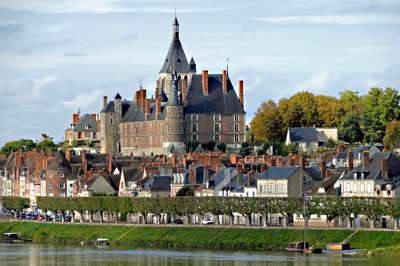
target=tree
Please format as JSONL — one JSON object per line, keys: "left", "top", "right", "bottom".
{"left": 338, "top": 112, "right": 363, "bottom": 144}
{"left": 0, "top": 139, "right": 36, "bottom": 155}
{"left": 315, "top": 95, "right": 342, "bottom": 127}
{"left": 176, "top": 187, "right": 195, "bottom": 197}
{"left": 363, "top": 87, "right": 400, "bottom": 143}
{"left": 281, "top": 144, "right": 298, "bottom": 156}
{"left": 384, "top": 120, "right": 400, "bottom": 151}
{"left": 216, "top": 143, "right": 226, "bottom": 153}
{"left": 239, "top": 142, "right": 252, "bottom": 157}
{"left": 186, "top": 140, "right": 200, "bottom": 152}
{"left": 250, "top": 100, "right": 283, "bottom": 142}
{"left": 37, "top": 133, "right": 56, "bottom": 151}
{"left": 202, "top": 141, "right": 215, "bottom": 151}
{"left": 339, "top": 89, "right": 363, "bottom": 115}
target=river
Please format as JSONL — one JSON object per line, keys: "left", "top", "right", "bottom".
{"left": 0, "top": 243, "right": 395, "bottom": 266}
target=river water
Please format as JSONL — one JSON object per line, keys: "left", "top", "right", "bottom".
{"left": 0, "top": 243, "right": 395, "bottom": 266}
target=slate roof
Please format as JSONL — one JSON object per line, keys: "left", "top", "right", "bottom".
{"left": 303, "top": 167, "right": 322, "bottom": 181}
{"left": 184, "top": 166, "right": 216, "bottom": 185}
{"left": 288, "top": 128, "right": 327, "bottom": 143}
{"left": 145, "top": 175, "right": 172, "bottom": 192}
{"left": 159, "top": 18, "right": 190, "bottom": 74}
{"left": 121, "top": 102, "right": 167, "bottom": 122}
{"left": 101, "top": 100, "right": 131, "bottom": 116}
{"left": 47, "top": 152, "right": 72, "bottom": 173}
{"left": 185, "top": 74, "right": 245, "bottom": 114}
{"left": 122, "top": 166, "right": 142, "bottom": 183}
{"left": 342, "top": 152, "right": 400, "bottom": 180}
{"left": 73, "top": 114, "right": 97, "bottom": 132}
{"left": 334, "top": 145, "right": 381, "bottom": 161}
{"left": 256, "top": 167, "right": 298, "bottom": 180}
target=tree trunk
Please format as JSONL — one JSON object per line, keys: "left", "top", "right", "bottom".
{"left": 229, "top": 215, "right": 234, "bottom": 225}
{"left": 282, "top": 216, "right": 287, "bottom": 227}
{"left": 394, "top": 218, "right": 398, "bottom": 229}
{"left": 370, "top": 219, "right": 374, "bottom": 229}
{"left": 89, "top": 211, "right": 93, "bottom": 223}
{"left": 115, "top": 212, "right": 118, "bottom": 224}
{"left": 347, "top": 217, "right": 351, "bottom": 228}
{"left": 100, "top": 212, "right": 104, "bottom": 223}
{"left": 262, "top": 215, "right": 267, "bottom": 227}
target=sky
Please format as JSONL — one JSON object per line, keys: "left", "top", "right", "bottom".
{"left": 0, "top": 0, "right": 399, "bottom": 145}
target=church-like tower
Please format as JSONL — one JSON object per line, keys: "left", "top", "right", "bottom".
{"left": 157, "top": 16, "right": 196, "bottom": 98}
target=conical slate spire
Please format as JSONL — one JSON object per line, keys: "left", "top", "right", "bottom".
{"left": 167, "top": 70, "right": 180, "bottom": 106}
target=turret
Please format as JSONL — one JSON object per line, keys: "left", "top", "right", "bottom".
{"left": 114, "top": 93, "right": 122, "bottom": 117}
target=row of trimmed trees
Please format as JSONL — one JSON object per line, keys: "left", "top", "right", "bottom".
{"left": 2, "top": 196, "right": 400, "bottom": 228}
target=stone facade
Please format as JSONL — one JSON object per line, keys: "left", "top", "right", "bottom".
{"left": 100, "top": 16, "right": 246, "bottom": 156}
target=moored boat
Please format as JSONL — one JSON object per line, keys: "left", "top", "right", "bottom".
{"left": 3, "top": 232, "right": 24, "bottom": 243}
{"left": 286, "top": 242, "right": 322, "bottom": 253}
{"left": 95, "top": 238, "right": 110, "bottom": 246}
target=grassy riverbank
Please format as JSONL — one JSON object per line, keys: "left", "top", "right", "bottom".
{"left": 1, "top": 221, "right": 400, "bottom": 251}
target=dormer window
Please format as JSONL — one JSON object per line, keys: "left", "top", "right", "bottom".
{"left": 60, "top": 173, "right": 65, "bottom": 178}
{"left": 85, "top": 124, "right": 89, "bottom": 129}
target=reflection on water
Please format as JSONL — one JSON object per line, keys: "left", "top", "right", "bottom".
{"left": 0, "top": 243, "right": 393, "bottom": 266}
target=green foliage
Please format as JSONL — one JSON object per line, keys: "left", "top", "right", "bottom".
{"left": 250, "top": 100, "right": 283, "bottom": 142}
{"left": 384, "top": 120, "right": 400, "bottom": 151}
{"left": 2, "top": 197, "right": 30, "bottom": 211}
{"left": 37, "top": 133, "right": 56, "bottom": 152}
{"left": 363, "top": 87, "right": 400, "bottom": 144}
{"left": 338, "top": 112, "right": 363, "bottom": 144}
{"left": 176, "top": 187, "right": 195, "bottom": 197}
{"left": 239, "top": 142, "right": 252, "bottom": 157}
{"left": 281, "top": 143, "right": 298, "bottom": 156}
{"left": 186, "top": 140, "right": 200, "bottom": 152}
{"left": 216, "top": 143, "right": 226, "bottom": 152}
{"left": 0, "top": 139, "right": 36, "bottom": 156}
{"left": 202, "top": 141, "right": 216, "bottom": 151}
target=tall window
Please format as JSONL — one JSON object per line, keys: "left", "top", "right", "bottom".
{"left": 234, "top": 134, "right": 239, "bottom": 142}
{"left": 192, "top": 134, "right": 198, "bottom": 141}
{"left": 214, "top": 114, "right": 221, "bottom": 121}
{"left": 234, "top": 124, "right": 239, "bottom": 132}
{"left": 214, "top": 134, "right": 220, "bottom": 142}
{"left": 192, "top": 123, "right": 198, "bottom": 132}
{"left": 234, "top": 114, "right": 239, "bottom": 121}
{"left": 214, "top": 123, "right": 220, "bottom": 132}
{"left": 191, "top": 114, "right": 198, "bottom": 121}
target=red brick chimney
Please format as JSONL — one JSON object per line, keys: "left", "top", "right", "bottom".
{"left": 222, "top": 69, "right": 227, "bottom": 94}
{"left": 81, "top": 150, "right": 87, "bottom": 174}
{"left": 182, "top": 155, "right": 187, "bottom": 169}
{"left": 65, "top": 148, "right": 71, "bottom": 162}
{"left": 239, "top": 80, "right": 244, "bottom": 107}
{"left": 162, "top": 154, "right": 166, "bottom": 164}
{"left": 145, "top": 99, "right": 151, "bottom": 119}
{"left": 362, "top": 150, "right": 369, "bottom": 168}
{"left": 91, "top": 113, "right": 96, "bottom": 121}
{"left": 381, "top": 157, "right": 388, "bottom": 178}
{"left": 73, "top": 113, "right": 79, "bottom": 124}
{"left": 108, "top": 153, "right": 113, "bottom": 174}
{"left": 181, "top": 79, "right": 187, "bottom": 105}
{"left": 135, "top": 91, "right": 141, "bottom": 108}
{"left": 202, "top": 70, "right": 209, "bottom": 96}
{"left": 337, "top": 144, "right": 344, "bottom": 153}
{"left": 103, "top": 96, "right": 107, "bottom": 109}
{"left": 320, "top": 161, "right": 327, "bottom": 179}
{"left": 230, "top": 154, "right": 237, "bottom": 165}
{"left": 141, "top": 89, "right": 147, "bottom": 113}
{"left": 155, "top": 88, "right": 161, "bottom": 117}
{"left": 172, "top": 154, "right": 177, "bottom": 167}
{"left": 348, "top": 150, "right": 353, "bottom": 171}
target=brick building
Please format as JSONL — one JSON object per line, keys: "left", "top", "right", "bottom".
{"left": 100, "top": 16, "right": 246, "bottom": 156}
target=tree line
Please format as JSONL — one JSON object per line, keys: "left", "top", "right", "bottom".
{"left": 250, "top": 88, "right": 400, "bottom": 150}
{"left": 2, "top": 196, "right": 400, "bottom": 228}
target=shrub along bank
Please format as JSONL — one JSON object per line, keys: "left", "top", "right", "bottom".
{"left": 0, "top": 221, "right": 348, "bottom": 250}
{"left": 2, "top": 221, "right": 400, "bottom": 251}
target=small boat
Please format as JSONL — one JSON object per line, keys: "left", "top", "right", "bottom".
{"left": 95, "top": 238, "right": 110, "bottom": 246}
{"left": 3, "top": 232, "right": 24, "bottom": 243}
{"left": 80, "top": 241, "right": 87, "bottom": 246}
{"left": 286, "top": 242, "right": 322, "bottom": 253}
{"left": 325, "top": 242, "right": 363, "bottom": 255}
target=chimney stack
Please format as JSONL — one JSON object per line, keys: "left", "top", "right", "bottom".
{"left": 145, "top": 99, "right": 151, "bottom": 119}
{"left": 202, "top": 70, "right": 209, "bottom": 96}
{"left": 65, "top": 148, "right": 71, "bottom": 162}
{"left": 230, "top": 154, "right": 237, "bottom": 165}
{"left": 181, "top": 79, "right": 187, "bottom": 105}
{"left": 362, "top": 150, "right": 369, "bottom": 168}
{"left": 189, "top": 163, "right": 196, "bottom": 184}
{"left": 155, "top": 88, "right": 161, "bottom": 117}
{"left": 81, "top": 150, "right": 87, "bottom": 174}
{"left": 239, "top": 80, "right": 244, "bottom": 107}
{"left": 91, "top": 113, "right": 96, "bottom": 121}
{"left": 320, "top": 161, "right": 327, "bottom": 179}
{"left": 222, "top": 69, "right": 227, "bottom": 94}
{"left": 108, "top": 153, "right": 113, "bottom": 174}
{"left": 182, "top": 155, "right": 187, "bottom": 169}
{"left": 381, "top": 157, "right": 388, "bottom": 178}
{"left": 141, "top": 89, "right": 147, "bottom": 113}
{"left": 135, "top": 91, "right": 141, "bottom": 108}
{"left": 103, "top": 96, "right": 107, "bottom": 109}
{"left": 348, "top": 150, "right": 353, "bottom": 171}
{"left": 172, "top": 154, "right": 177, "bottom": 167}
{"left": 73, "top": 113, "right": 79, "bottom": 124}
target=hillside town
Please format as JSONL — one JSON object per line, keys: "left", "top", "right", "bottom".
{"left": 1, "top": 16, "right": 400, "bottom": 230}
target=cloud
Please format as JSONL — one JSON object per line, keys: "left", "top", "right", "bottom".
{"left": 256, "top": 14, "right": 400, "bottom": 25}
{"left": 298, "top": 71, "right": 342, "bottom": 91}
{"left": 62, "top": 91, "right": 100, "bottom": 109}
{"left": 0, "top": 1, "right": 234, "bottom": 14}
{"left": 64, "top": 52, "right": 88, "bottom": 57}
{"left": 32, "top": 75, "right": 58, "bottom": 93}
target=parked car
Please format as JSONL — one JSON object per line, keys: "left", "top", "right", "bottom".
{"left": 201, "top": 219, "right": 213, "bottom": 225}
{"left": 174, "top": 218, "right": 184, "bottom": 224}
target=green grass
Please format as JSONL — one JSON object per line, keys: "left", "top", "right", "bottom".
{"left": 1, "top": 221, "right": 400, "bottom": 251}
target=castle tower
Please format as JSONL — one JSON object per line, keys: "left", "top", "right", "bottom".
{"left": 163, "top": 71, "right": 185, "bottom": 153}
{"left": 158, "top": 15, "right": 194, "bottom": 98}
